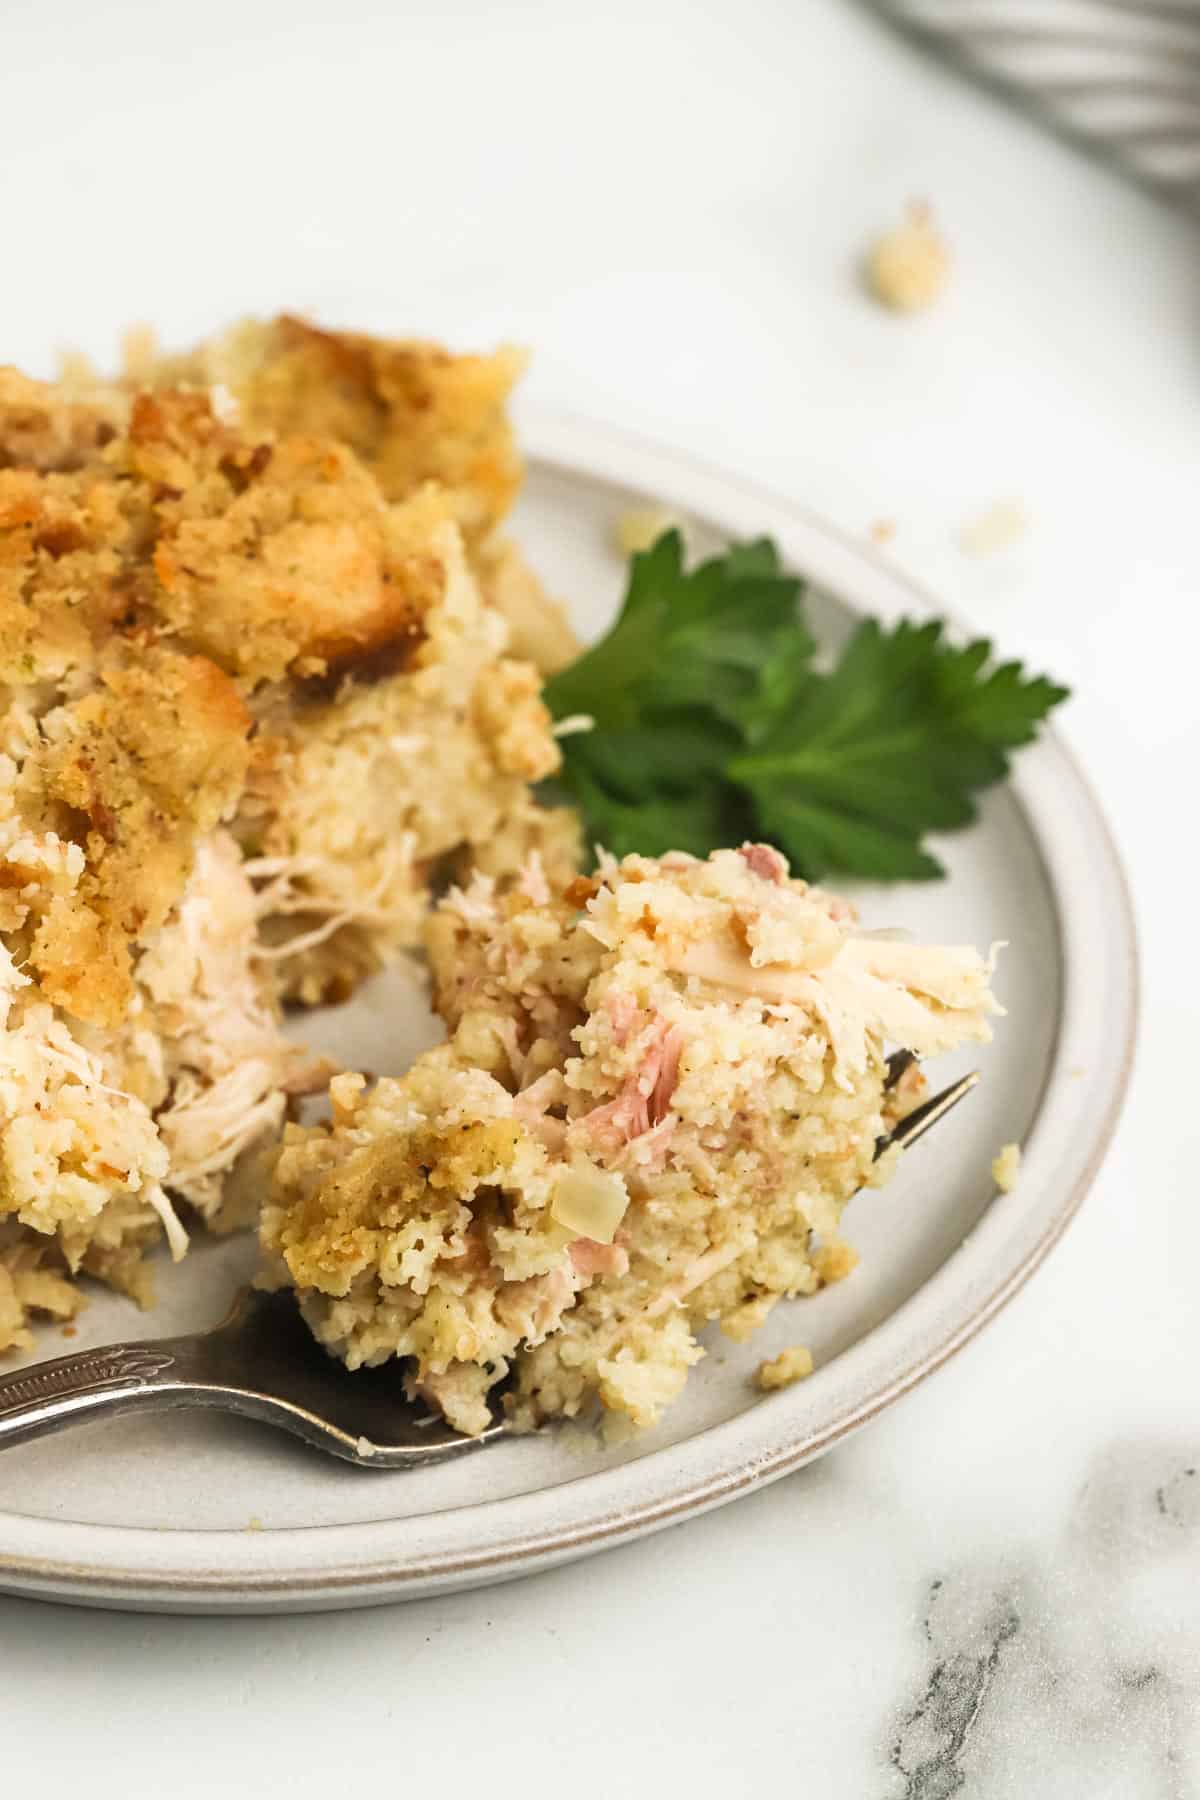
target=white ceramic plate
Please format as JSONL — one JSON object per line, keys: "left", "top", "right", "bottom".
{"left": 0, "top": 418, "right": 1136, "bottom": 1614}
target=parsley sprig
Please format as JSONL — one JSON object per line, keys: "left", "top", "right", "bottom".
{"left": 541, "top": 531, "right": 1067, "bottom": 882}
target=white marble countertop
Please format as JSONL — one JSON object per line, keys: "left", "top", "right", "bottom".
{"left": 3, "top": 0, "right": 1198, "bottom": 1792}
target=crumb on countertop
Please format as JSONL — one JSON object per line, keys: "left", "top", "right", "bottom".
{"left": 756, "top": 1345, "right": 815, "bottom": 1392}
{"left": 864, "top": 202, "right": 950, "bottom": 314}
{"left": 992, "top": 1142, "right": 1022, "bottom": 1193}
{"left": 246, "top": 1516, "right": 264, "bottom": 1533}
{"left": 958, "top": 500, "right": 1029, "bottom": 556}
{"left": 870, "top": 519, "right": 897, "bottom": 545}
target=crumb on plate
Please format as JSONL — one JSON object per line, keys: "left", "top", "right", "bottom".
{"left": 812, "top": 1239, "right": 860, "bottom": 1285}
{"left": 756, "top": 1345, "right": 814, "bottom": 1391}
{"left": 991, "top": 1142, "right": 1022, "bottom": 1193}
{"left": 614, "top": 505, "right": 679, "bottom": 557}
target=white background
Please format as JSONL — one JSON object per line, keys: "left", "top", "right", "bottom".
{"left": 3, "top": 0, "right": 1198, "bottom": 1792}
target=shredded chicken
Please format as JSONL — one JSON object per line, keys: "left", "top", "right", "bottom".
{"left": 0, "top": 319, "right": 569, "bottom": 1351}
{"left": 268, "top": 845, "right": 1000, "bottom": 1434}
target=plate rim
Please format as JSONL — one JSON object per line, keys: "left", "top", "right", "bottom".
{"left": 0, "top": 414, "right": 1139, "bottom": 1612}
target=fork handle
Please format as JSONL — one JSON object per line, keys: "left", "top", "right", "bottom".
{"left": 0, "top": 1336, "right": 206, "bottom": 1450}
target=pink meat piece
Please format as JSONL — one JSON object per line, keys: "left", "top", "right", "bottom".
{"left": 740, "top": 842, "right": 788, "bottom": 884}
{"left": 618, "top": 1115, "right": 677, "bottom": 1173}
{"left": 605, "top": 991, "right": 642, "bottom": 1048}
{"left": 580, "top": 1087, "right": 650, "bottom": 1149}
{"left": 579, "top": 1020, "right": 684, "bottom": 1147}
{"left": 569, "top": 1238, "right": 630, "bottom": 1279}
{"left": 648, "top": 1026, "right": 684, "bottom": 1125}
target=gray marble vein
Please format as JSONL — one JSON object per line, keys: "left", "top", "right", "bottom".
{"left": 885, "top": 1444, "right": 1200, "bottom": 1799}
{"left": 890, "top": 1578, "right": 1022, "bottom": 1798}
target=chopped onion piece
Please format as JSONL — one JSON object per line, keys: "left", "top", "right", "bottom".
{"left": 550, "top": 1157, "right": 629, "bottom": 1244}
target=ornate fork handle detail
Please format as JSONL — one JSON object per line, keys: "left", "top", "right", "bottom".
{"left": 0, "top": 1342, "right": 194, "bottom": 1450}
{"left": 0, "top": 1290, "right": 510, "bottom": 1467}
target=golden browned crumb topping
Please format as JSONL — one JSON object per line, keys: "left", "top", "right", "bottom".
{"left": 133, "top": 316, "right": 578, "bottom": 675}
{"left": 0, "top": 367, "right": 126, "bottom": 474}
{"left": 143, "top": 315, "right": 525, "bottom": 547}
{"left": 26, "top": 651, "right": 251, "bottom": 1027}
{"left": 0, "top": 328, "right": 568, "bottom": 1352}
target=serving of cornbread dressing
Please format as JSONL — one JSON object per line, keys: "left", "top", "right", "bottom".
{"left": 0, "top": 317, "right": 1000, "bottom": 1436}
{"left": 264, "top": 849, "right": 996, "bottom": 1434}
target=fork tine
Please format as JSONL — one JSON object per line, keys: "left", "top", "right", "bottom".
{"left": 884, "top": 1047, "right": 918, "bottom": 1091}
{"left": 879, "top": 1069, "right": 980, "bottom": 1159}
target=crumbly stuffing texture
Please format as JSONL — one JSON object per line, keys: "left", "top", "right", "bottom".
{"left": 241, "top": 508, "right": 562, "bottom": 1004}
{"left": 755, "top": 1345, "right": 814, "bottom": 1391}
{"left": 991, "top": 1141, "right": 1021, "bottom": 1193}
{"left": 474, "top": 536, "right": 580, "bottom": 675}
{"left": 262, "top": 1058, "right": 588, "bottom": 1437}
{"left": 126, "top": 316, "right": 577, "bottom": 676}
{"left": 865, "top": 202, "right": 951, "bottom": 313}
{"left": 264, "top": 846, "right": 999, "bottom": 1435}
{"left": 0, "top": 329, "right": 566, "bottom": 1351}
{"left": 0, "top": 367, "right": 126, "bottom": 474}
{"left": 130, "top": 315, "right": 524, "bottom": 548}
{"left": 810, "top": 1238, "right": 860, "bottom": 1285}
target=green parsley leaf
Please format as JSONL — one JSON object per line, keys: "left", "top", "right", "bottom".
{"left": 544, "top": 532, "right": 810, "bottom": 736}
{"left": 542, "top": 535, "right": 1068, "bottom": 883}
{"left": 731, "top": 619, "right": 1070, "bottom": 879}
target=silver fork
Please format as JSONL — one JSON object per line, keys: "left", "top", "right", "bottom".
{"left": 0, "top": 1064, "right": 977, "bottom": 1469}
